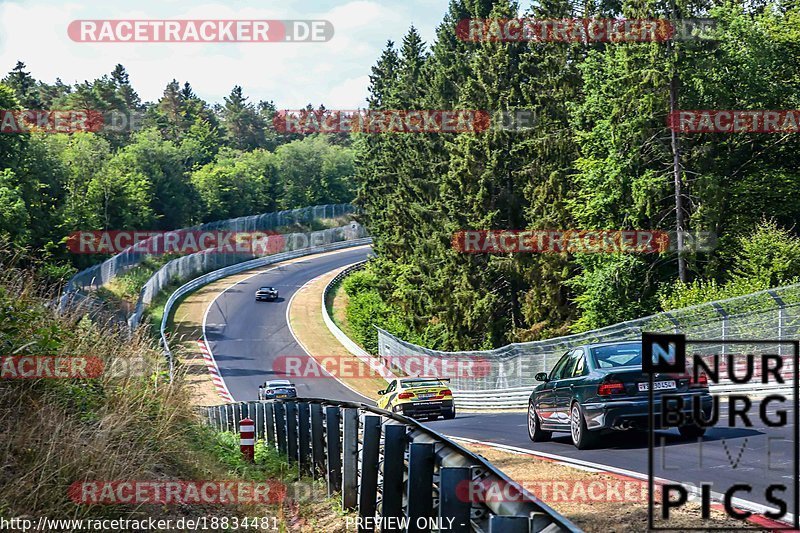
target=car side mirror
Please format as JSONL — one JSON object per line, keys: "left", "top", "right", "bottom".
{"left": 535, "top": 372, "right": 549, "bottom": 382}
{"left": 377, "top": 390, "right": 385, "bottom": 395}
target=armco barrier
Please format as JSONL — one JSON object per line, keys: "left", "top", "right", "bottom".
{"left": 319, "top": 271, "right": 800, "bottom": 409}
{"left": 129, "top": 222, "right": 367, "bottom": 330}
{"left": 161, "top": 238, "right": 372, "bottom": 381}
{"left": 377, "top": 284, "right": 800, "bottom": 406}
{"left": 321, "top": 261, "right": 397, "bottom": 380}
{"left": 204, "top": 398, "right": 580, "bottom": 533}
{"left": 60, "top": 204, "right": 355, "bottom": 298}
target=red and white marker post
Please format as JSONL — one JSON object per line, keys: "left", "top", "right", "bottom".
{"left": 240, "top": 417, "right": 255, "bottom": 462}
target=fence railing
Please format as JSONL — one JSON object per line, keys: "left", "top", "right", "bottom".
{"left": 128, "top": 222, "right": 368, "bottom": 330}
{"left": 321, "top": 261, "right": 396, "bottom": 379}
{"left": 59, "top": 203, "right": 355, "bottom": 309}
{"left": 204, "top": 399, "right": 579, "bottom": 533}
{"left": 376, "top": 284, "right": 800, "bottom": 408}
{"left": 160, "top": 238, "right": 372, "bottom": 381}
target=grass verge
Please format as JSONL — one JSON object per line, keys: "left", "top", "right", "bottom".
{"left": 0, "top": 253, "right": 349, "bottom": 531}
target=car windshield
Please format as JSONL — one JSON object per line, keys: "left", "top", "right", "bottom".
{"left": 402, "top": 379, "right": 446, "bottom": 388}
{"left": 591, "top": 344, "right": 642, "bottom": 368}
{"left": 267, "top": 381, "right": 292, "bottom": 387}
{"left": 260, "top": 287, "right": 274, "bottom": 291}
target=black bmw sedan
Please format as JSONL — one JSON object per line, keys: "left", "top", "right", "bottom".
{"left": 527, "top": 341, "right": 713, "bottom": 449}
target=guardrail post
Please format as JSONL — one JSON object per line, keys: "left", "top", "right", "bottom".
{"left": 712, "top": 303, "right": 729, "bottom": 359}
{"left": 225, "top": 404, "right": 235, "bottom": 432}
{"left": 234, "top": 403, "right": 242, "bottom": 426}
{"left": 488, "top": 515, "right": 530, "bottom": 532}
{"left": 254, "top": 402, "right": 264, "bottom": 442}
{"left": 358, "top": 416, "right": 381, "bottom": 532}
{"left": 769, "top": 290, "right": 786, "bottom": 356}
{"left": 407, "top": 442, "right": 435, "bottom": 533}
{"left": 326, "top": 406, "right": 342, "bottom": 496}
{"left": 274, "top": 402, "right": 287, "bottom": 456}
{"left": 439, "top": 468, "right": 471, "bottom": 533}
{"left": 265, "top": 402, "right": 276, "bottom": 447}
{"left": 213, "top": 406, "right": 223, "bottom": 432}
{"left": 286, "top": 402, "right": 298, "bottom": 463}
{"left": 298, "top": 402, "right": 312, "bottom": 474}
{"left": 311, "top": 403, "right": 325, "bottom": 477}
{"left": 381, "top": 425, "right": 406, "bottom": 529}
{"left": 341, "top": 408, "right": 359, "bottom": 510}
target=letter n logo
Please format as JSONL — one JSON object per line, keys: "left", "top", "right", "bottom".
{"left": 642, "top": 332, "right": 686, "bottom": 374}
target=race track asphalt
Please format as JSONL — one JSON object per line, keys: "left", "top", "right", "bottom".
{"left": 204, "top": 246, "right": 373, "bottom": 404}
{"left": 206, "top": 247, "right": 798, "bottom": 523}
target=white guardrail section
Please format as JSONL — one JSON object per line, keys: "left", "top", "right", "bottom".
{"left": 376, "top": 279, "right": 800, "bottom": 408}
{"left": 313, "top": 267, "right": 800, "bottom": 409}
{"left": 321, "top": 261, "right": 396, "bottom": 379}
{"left": 129, "top": 222, "right": 367, "bottom": 330}
{"left": 320, "top": 262, "right": 512, "bottom": 409}
{"left": 160, "top": 238, "right": 372, "bottom": 381}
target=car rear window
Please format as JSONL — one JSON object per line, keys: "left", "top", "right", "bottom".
{"left": 591, "top": 344, "right": 642, "bottom": 368}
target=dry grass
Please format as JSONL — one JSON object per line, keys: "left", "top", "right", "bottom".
{"left": 459, "top": 441, "right": 766, "bottom": 532}
{"left": 288, "top": 266, "right": 388, "bottom": 401}
{"left": 0, "top": 256, "right": 349, "bottom": 531}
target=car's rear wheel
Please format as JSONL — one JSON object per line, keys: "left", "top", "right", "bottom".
{"left": 443, "top": 406, "right": 456, "bottom": 420}
{"left": 570, "top": 403, "right": 596, "bottom": 450}
{"left": 528, "top": 403, "right": 551, "bottom": 442}
{"left": 678, "top": 424, "right": 706, "bottom": 439}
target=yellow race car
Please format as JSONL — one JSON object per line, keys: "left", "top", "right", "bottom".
{"left": 377, "top": 377, "right": 455, "bottom": 420}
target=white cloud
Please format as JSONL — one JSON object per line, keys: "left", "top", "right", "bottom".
{"left": 0, "top": 0, "right": 448, "bottom": 108}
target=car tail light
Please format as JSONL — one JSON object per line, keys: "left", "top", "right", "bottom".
{"left": 598, "top": 380, "right": 625, "bottom": 396}
{"left": 690, "top": 372, "right": 708, "bottom": 387}
{"left": 441, "top": 389, "right": 452, "bottom": 396}
{"left": 267, "top": 389, "right": 274, "bottom": 394}
{"left": 398, "top": 392, "right": 414, "bottom": 400}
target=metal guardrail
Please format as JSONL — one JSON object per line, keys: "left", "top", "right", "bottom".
{"left": 204, "top": 399, "right": 580, "bottom": 533}
{"left": 321, "top": 261, "right": 397, "bottom": 380}
{"left": 160, "top": 238, "right": 372, "bottom": 381}
{"left": 129, "top": 222, "right": 367, "bottom": 330}
{"left": 60, "top": 204, "right": 355, "bottom": 299}
{"left": 378, "top": 282, "right": 800, "bottom": 407}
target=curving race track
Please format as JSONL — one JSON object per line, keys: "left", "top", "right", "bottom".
{"left": 204, "top": 248, "right": 797, "bottom": 524}
{"left": 203, "top": 246, "right": 372, "bottom": 404}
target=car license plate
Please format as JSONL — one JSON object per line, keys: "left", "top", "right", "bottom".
{"left": 638, "top": 380, "right": 676, "bottom": 392}
{"left": 417, "top": 393, "right": 435, "bottom": 399}
{"left": 277, "top": 394, "right": 287, "bottom": 398}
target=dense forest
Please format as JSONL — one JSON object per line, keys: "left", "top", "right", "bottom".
{"left": 0, "top": 62, "right": 356, "bottom": 278}
{"left": 345, "top": 0, "right": 800, "bottom": 352}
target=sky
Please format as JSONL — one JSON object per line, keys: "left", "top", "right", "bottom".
{"left": 0, "top": 0, "right": 450, "bottom": 108}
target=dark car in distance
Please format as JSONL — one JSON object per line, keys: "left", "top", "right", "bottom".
{"left": 255, "top": 286, "right": 279, "bottom": 301}
{"left": 527, "top": 341, "right": 713, "bottom": 449}
{"left": 258, "top": 379, "right": 297, "bottom": 400}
